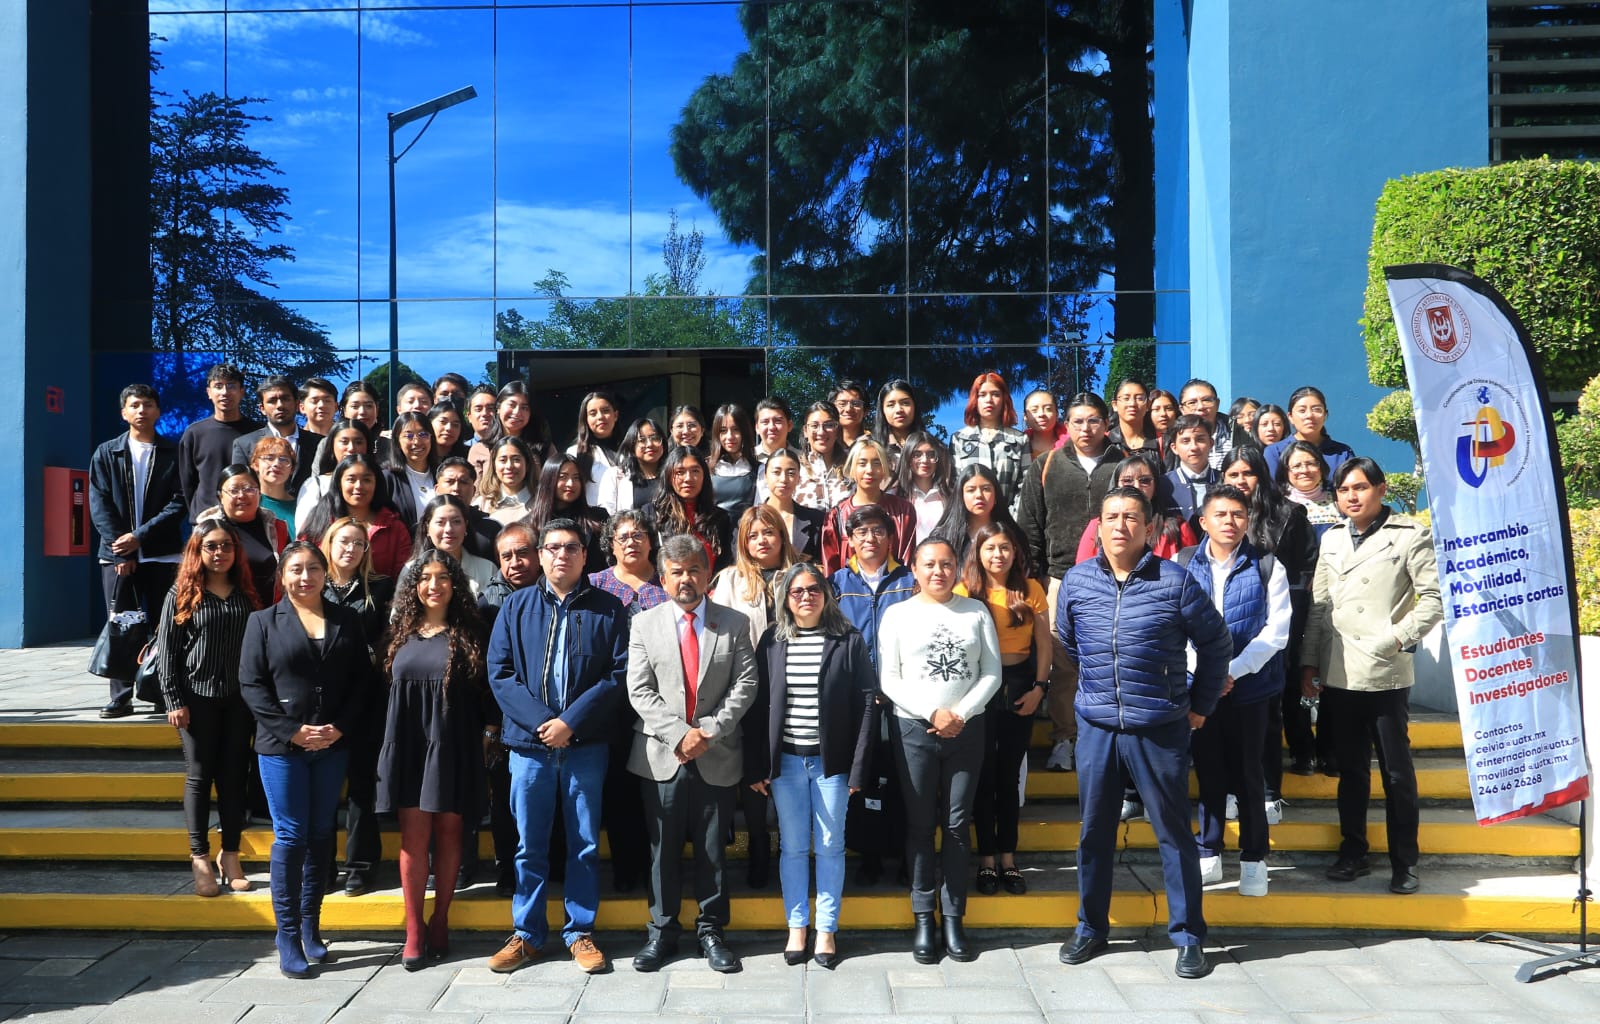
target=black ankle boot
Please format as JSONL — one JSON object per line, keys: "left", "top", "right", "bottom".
{"left": 912, "top": 911, "right": 940, "bottom": 964}
{"left": 942, "top": 914, "right": 974, "bottom": 962}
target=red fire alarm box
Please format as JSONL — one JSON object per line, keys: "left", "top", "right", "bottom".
{"left": 44, "top": 467, "right": 91, "bottom": 557}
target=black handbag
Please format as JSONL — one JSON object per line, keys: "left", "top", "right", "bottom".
{"left": 133, "top": 638, "right": 163, "bottom": 707}
{"left": 87, "top": 578, "right": 147, "bottom": 681}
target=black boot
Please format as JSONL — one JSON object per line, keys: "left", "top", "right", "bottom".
{"left": 301, "top": 840, "right": 331, "bottom": 964}
{"left": 942, "top": 914, "right": 974, "bottom": 962}
{"left": 912, "top": 911, "right": 940, "bottom": 964}
{"left": 270, "top": 845, "right": 310, "bottom": 979}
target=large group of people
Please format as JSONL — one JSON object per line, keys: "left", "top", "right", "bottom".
{"left": 86, "top": 363, "right": 1441, "bottom": 982}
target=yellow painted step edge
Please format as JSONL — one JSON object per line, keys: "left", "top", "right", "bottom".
{"left": 1026, "top": 766, "right": 1470, "bottom": 801}
{"left": 0, "top": 889, "right": 1581, "bottom": 935}
{"left": 1027, "top": 718, "right": 1462, "bottom": 750}
{"left": 0, "top": 815, "right": 1573, "bottom": 860}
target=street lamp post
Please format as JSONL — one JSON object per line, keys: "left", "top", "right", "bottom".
{"left": 387, "top": 85, "right": 477, "bottom": 414}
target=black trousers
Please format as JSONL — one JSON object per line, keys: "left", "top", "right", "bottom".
{"left": 1192, "top": 693, "right": 1269, "bottom": 861}
{"left": 462, "top": 756, "right": 518, "bottom": 873}
{"left": 604, "top": 733, "right": 650, "bottom": 886}
{"left": 973, "top": 665, "right": 1036, "bottom": 857}
{"left": 641, "top": 762, "right": 735, "bottom": 940}
{"left": 100, "top": 561, "right": 177, "bottom": 706}
{"left": 892, "top": 714, "right": 984, "bottom": 916}
{"left": 1322, "top": 685, "right": 1419, "bottom": 870}
{"left": 178, "top": 691, "right": 253, "bottom": 857}
{"left": 342, "top": 727, "right": 383, "bottom": 873}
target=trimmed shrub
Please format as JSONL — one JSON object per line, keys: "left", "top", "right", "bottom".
{"left": 1571, "top": 508, "right": 1600, "bottom": 635}
{"left": 1362, "top": 159, "right": 1600, "bottom": 392}
{"left": 1103, "top": 337, "right": 1157, "bottom": 402}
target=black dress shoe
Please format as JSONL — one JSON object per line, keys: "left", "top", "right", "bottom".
{"left": 912, "top": 912, "right": 940, "bottom": 964}
{"left": 1390, "top": 866, "right": 1420, "bottom": 894}
{"left": 344, "top": 869, "right": 370, "bottom": 897}
{"left": 812, "top": 941, "right": 841, "bottom": 970}
{"left": 455, "top": 863, "right": 475, "bottom": 892}
{"left": 746, "top": 859, "right": 770, "bottom": 890}
{"left": 631, "top": 937, "right": 677, "bottom": 973}
{"left": 1288, "top": 756, "right": 1317, "bottom": 776}
{"left": 699, "top": 932, "right": 741, "bottom": 973}
{"left": 1058, "top": 933, "right": 1108, "bottom": 965}
{"left": 99, "top": 700, "right": 133, "bottom": 719}
{"left": 853, "top": 859, "right": 883, "bottom": 887}
{"left": 942, "top": 915, "right": 975, "bottom": 963}
{"left": 1325, "top": 856, "right": 1371, "bottom": 882}
{"left": 783, "top": 948, "right": 810, "bottom": 966}
{"left": 1174, "top": 944, "right": 1211, "bottom": 979}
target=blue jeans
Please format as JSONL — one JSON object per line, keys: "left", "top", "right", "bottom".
{"left": 508, "top": 744, "right": 607, "bottom": 950}
{"left": 258, "top": 748, "right": 350, "bottom": 850}
{"left": 770, "top": 752, "right": 850, "bottom": 932}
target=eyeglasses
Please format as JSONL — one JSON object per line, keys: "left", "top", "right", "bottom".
{"left": 222, "top": 485, "right": 259, "bottom": 497}
{"left": 399, "top": 431, "right": 430, "bottom": 442}
{"left": 851, "top": 526, "right": 887, "bottom": 540}
{"left": 806, "top": 422, "right": 838, "bottom": 432}
{"left": 543, "top": 542, "right": 584, "bottom": 557}
{"left": 788, "top": 584, "right": 825, "bottom": 600}
{"left": 910, "top": 450, "right": 939, "bottom": 461}
{"left": 257, "top": 455, "right": 293, "bottom": 466}
{"left": 1121, "top": 475, "right": 1156, "bottom": 486}
{"left": 1181, "top": 395, "right": 1219, "bottom": 409}
{"left": 334, "top": 537, "right": 369, "bottom": 550}
{"left": 613, "top": 531, "right": 648, "bottom": 544}
{"left": 1068, "top": 417, "right": 1105, "bottom": 429}
{"left": 834, "top": 399, "right": 865, "bottom": 410}
{"left": 201, "top": 541, "right": 235, "bottom": 553}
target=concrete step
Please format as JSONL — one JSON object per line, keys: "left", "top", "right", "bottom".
{"left": 0, "top": 861, "right": 1584, "bottom": 935}
{"left": 0, "top": 803, "right": 1574, "bottom": 861}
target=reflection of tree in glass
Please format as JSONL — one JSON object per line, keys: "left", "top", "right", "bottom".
{"left": 668, "top": 0, "right": 1152, "bottom": 392}
{"left": 149, "top": 43, "right": 349, "bottom": 396}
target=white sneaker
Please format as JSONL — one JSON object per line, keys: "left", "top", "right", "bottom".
{"left": 1047, "top": 739, "right": 1076, "bottom": 772}
{"left": 1199, "top": 855, "right": 1223, "bottom": 884}
{"left": 1224, "top": 794, "right": 1238, "bottom": 820}
{"left": 1238, "top": 860, "right": 1269, "bottom": 897}
{"left": 1119, "top": 799, "right": 1145, "bottom": 822}
{"left": 1264, "top": 799, "right": 1284, "bottom": 825}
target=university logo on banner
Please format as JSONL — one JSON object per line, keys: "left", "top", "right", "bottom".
{"left": 1385, "top": 264, "right": 1589, "bottom": 825}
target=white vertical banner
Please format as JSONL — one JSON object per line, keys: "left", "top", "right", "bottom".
{"left": 1384, "top": 263, "right": 1589, "bottom": 824}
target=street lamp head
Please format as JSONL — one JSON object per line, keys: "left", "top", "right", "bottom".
{"left": 388, "top": 85, "right": 478, "bottom": 130}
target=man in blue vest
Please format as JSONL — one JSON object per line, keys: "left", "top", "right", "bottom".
{"left": 1180, "top": 485, "right": 1291, "bottom": 899}
{"left": 1056, "top": 486, "right": 1231, "bottom": 979}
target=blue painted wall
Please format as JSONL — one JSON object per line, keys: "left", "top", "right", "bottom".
{"left": 1180, "top": 0, "right": 1486, "bottom": 470}
{"left": 1151, "top": 0, "right": 1191, "bottom": 393}
{"left": 1, "top": 0, "right": 96, "bottom": 647}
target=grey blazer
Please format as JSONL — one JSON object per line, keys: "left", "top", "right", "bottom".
{"left": 626, "top": 598, "right": 759, "bottom": 787}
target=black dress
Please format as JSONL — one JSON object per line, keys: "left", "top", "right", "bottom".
{"left": 375, "top": 632, "right": 486, "bottom": 816}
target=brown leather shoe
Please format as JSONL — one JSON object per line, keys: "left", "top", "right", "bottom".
{"left": 568, "top": 935, "right": 609, "bottom": 974}
{"left": 487, "top": 934, "right": 541, "bottom": 973}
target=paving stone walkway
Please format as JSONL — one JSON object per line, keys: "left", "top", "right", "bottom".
{"left": 2, "top": 929, "right": 1600, "bottom": 1024}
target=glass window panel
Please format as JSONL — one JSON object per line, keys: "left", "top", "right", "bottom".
{"left": 224, "top": 11, "right": 359, "bottom": 300}
{"left": 149, "top": 13, "right": 225, "bottom": 99}
{"left": 632, "top": 3, "right": 762, "bottom": 301}
{"left": 1049, "top": 290, "right": 1119, "bottom": 399}
{"left": 494, "top": 6, "right": 630, "bottom": 303}
{"left": 766, "top": 296, "right": 908, "bottom": 419}
{"left": 764, "top": 1, "right": 907, "bottom": 298}
{"left": 907, "top": 0, "right": 1048, "bottom": 295}
{"left": 908, "top": 293, "right": 1050, "bottom": 428}
{"left": 359, "top": 299, "right": 497, "bottom": 414}
{"left": 359, "top": 8, "right": 494, "bottom": 301}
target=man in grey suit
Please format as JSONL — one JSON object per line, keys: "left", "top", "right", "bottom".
{"left": 627, "top": 534, "right": 759, "bottom": 974}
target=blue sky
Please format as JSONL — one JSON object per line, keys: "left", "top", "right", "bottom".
{"left": 148, "top": 1, "right": 1125, "bottom": 428}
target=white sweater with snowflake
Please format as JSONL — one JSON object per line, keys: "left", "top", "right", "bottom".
{"left": 877, "top": 595, "right": 1002, "bottom": 723}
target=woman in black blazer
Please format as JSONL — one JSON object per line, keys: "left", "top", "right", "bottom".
{"left": 746, "top": 562, "right": 878, "bottom": 969}
{"left": 762, "top": 449, "right": 825, "bottom": 562}
{"left": 240, "top": 541, "right": 378, "bottom": 980}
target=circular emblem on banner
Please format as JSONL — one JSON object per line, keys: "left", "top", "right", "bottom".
{"left": 1409, "top": 292, "right": 1471, "bottom": 363}
{"left": 1444, "top": 378, "right": 1530, "bottom": 490}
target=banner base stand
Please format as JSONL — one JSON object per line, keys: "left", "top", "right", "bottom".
{"left": 1477, "top": 932, "right": 1599, "bottom": 984}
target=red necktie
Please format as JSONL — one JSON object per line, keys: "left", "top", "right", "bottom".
{"left": 681, "top": 609, "right": 699, "bottom": 722}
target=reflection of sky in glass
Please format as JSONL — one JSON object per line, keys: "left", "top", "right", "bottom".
{"left": 144, "top": 3, "right": 1150, "bottom": 434}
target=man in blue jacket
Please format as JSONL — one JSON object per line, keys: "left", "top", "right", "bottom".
{"left": 1056, "top": 487, "right": 1231, "bottom": 980}
{"left": 485, "top": 518, "right": 629, "bottom": 976}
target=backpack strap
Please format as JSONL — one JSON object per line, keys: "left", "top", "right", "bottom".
{"left": 1039, "top": 447, "right": 1059, "bottom": 489}
{"left": 1173, "top": 545, "right": 1198, "bottom": 569}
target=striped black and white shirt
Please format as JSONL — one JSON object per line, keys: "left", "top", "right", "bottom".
{"left": 156, "top": 587, "right": 255, "bottom": 708}
{"left": 781, "top": 628, "right": 827, "bottom": 753}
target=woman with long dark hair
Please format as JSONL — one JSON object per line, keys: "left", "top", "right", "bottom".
{"left": 796, "top": 402, "right": 853, "bottom": 511}
{"left": 339, "top": 380, "right": 382, "bottom": 434}
{"left": 930, "top": 463, "right": 1020, "bottom": 567}
{"left": 526, "top": 452, "right": 609, "bottom": 575}
{"left": 377, "top": 550, "right": 490, "bottom": 969}
{"left": 386, "top": 411, "right": 437, "bottom": 529}
{"left": 762, "top": 448, "right": 825, "bottom": 561}
{"left": 295, "top": 419, "right": 375, "bottom": 528}
{"left": 955, "top": 521, "right": 1049, "bottom": 898}
{"left": 708, "top": 403, "right": 758, "bottom": 515}
{"left": 669, "top": 404, "right": 711, "bottom": 457}
{"left": 747, "top": 562, "right": 878, "bottom": 969}
{"left": 468, "top": 382, "right": 552, "bottom": 479}
{"left": 643, "top": 445, "right": 734, "bottom": 572}
{"left": 302, "top": 454, "right": 413, "bottom": 577}
{"left": 428, "top": 399, "right": 470, "bottom": 464}
{"left": 415, "top": 494, "right": 499, "bottom": 595}
{"left": 1148, "top": 388, "right": 1180, "bottom": 466}
{"left": 597, "top": 417, "right": 666, "bottom": 513}
{"left": 1074, "top": 452, "right": 1196, "bottom": 562}
{"left": 158, "top": 516, "right": 263, "bottom": 897}
{"left": 872, "top": 379, "right": 921, "bottom": 472}
{"left": 1264, "top": 385, "right": 1354, "bottom": 479}
{"left": 1108, "top": 379, "right": 1156, "bottom": 454}
{"left": 566, "top": 389, "right": 621, "bottom": 506}
{"left": 894, "top": 432, "right": 955, "bottom": 544}
{"left": 1252, "top": 403, "right": 1290, "bottom": 448}
{"left": 239, "top": 541, "right": 376, "bottom": 978}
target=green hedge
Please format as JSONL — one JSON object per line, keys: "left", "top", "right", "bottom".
{"left": 1103, "top": 337, "right": 1157, "bottom": 402}
{"left": 1362, "top": 158, "right": 1600, "bottom": 392}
